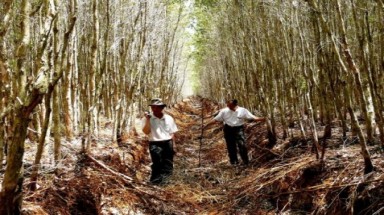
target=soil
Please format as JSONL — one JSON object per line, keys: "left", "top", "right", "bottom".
{"left": 12, "top": 96, "right": 384, "bottom": 214}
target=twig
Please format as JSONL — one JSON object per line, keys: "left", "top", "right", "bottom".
{"left": 373, "top": 206, "right": 384, "bottom": 215}
{"left": 199, "top": 98, "right": 204, "bottom": 167}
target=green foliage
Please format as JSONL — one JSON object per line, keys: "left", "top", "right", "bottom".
{"left": 166, "top": 0, "right": 184, "bottom": 4}
{"left": 195, "top": 0, "right": 220, "bottom": 8}
{"left": 189, "top": 1, "right": 220, "bottom": 91}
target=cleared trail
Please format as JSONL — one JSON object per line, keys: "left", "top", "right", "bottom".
{"left": 156, "top": 96, "right": 269, "bottom": 214}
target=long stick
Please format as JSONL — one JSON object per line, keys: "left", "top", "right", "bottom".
{"left": 199, "top": 98, "right": 204, "bottom": 167}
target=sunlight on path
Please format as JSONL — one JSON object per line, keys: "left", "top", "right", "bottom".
{"left": 180, "top": 70, "right": 194, "bottom": 97}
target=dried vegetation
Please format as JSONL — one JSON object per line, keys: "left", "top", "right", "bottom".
{"left": 17, "top": 97, "right": 384, "bottom": 214}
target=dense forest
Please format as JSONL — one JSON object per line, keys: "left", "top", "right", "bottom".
{"left": 1, "top": 0, "right": 384, "bottom": 214}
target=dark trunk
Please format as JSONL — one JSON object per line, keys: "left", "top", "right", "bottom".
{"left": 0, "top": 108, "right": 30, "bottom": 214}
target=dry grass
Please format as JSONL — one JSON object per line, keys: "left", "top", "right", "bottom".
{"left": 14, "top": 96, "right": 384, "bottom": 214}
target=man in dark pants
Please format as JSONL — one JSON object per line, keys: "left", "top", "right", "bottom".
{"left": 207, "top": 99, "right": 265, "bottom": 165}
{"left": 142, "top": 98, "right": 178, "bottom": 184}
{"left": 223, "top": 124, "right": 248, "bottom": 165}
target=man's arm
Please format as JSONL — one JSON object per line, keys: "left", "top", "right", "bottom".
{"left": 245, "top": 108, "right": 266, "bottom": 122}
{"left": 253, "top": 116, "right": 266, "bottom": 122}
{"left": 142, "top": 114, "right": 151, "bottom": 134}
{"left": 204, "top": 118, "right": 221, "bottom": 129}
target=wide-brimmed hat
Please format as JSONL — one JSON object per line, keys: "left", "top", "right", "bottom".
{"left": 149, "top": 98, "right": 166, "bottom": 107}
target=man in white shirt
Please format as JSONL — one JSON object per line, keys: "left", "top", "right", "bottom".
{"left": 207, "top": 99, "right": 265, "bottom": 166}
{"left": 142, "top": 98, "right": 178, "bottom": 184}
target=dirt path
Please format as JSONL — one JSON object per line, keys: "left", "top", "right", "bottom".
{"left": 154, "top": 97, "right": 266, "bottom": 213}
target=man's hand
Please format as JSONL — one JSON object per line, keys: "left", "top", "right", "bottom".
{"left": 144, "top": 111, "right": 151, "bottom": 119}
{"left": 142, "top": 112, "right": 152, "bottom": 134}
{"left": 254, "top": 117, "right": 266, "bottom": 122}
{"left": 204, "top": 119, "right": 218, "bottom": 129}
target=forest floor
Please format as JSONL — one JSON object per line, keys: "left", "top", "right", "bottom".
{"left": 12, "top": 96, "right": 384, "bottom": 214}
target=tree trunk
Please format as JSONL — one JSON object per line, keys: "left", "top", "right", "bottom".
{"left": 0, "top": 0, "right": 13, "bottom": 169}
{"left": 306, "top": 93, "right": 320, "bottom": 159}
{"left": 0, "top": 91, "right": 51, "bottom": 214}
{"left": 87, "top": 0, "right": 100, "bottom": 152}
{"left": 53, "top": 87, "right": 61, "bottom": 163}
{"left": 1, "top": 1, "right": 76, "bottom": 210}
{"left": 345, "top": 85, "right": 374, "bottom": 173}
{"left": 0, "top": 0, "right": 32, "bottom": 212}
{"left": 0, "top": 124, "right": 4, "bottom": 170}
{"left": 0, "top": 109, "right": 29, "bottom": 214}
{"left": 61, "top": 0, "right": 76, "bottom": 141}
{"left": 62, "top": 56, "right": 74, "bottom": 140}
{"left": 29, "top": 91, "right": 53, "bottom": 191}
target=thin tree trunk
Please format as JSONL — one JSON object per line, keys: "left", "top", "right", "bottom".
{"left": 62, "top": 55, "right": 74, "bottom": 140}
{"left": 305, "top": 93, "right": 320, "bottom": 159}
{"left": 362, "top": 7, "right": 384, "bottom": 146}
{"left": 29, "top": 90, "right": 53, "bottom": 191}
{"left": 52, "top": 0, "right": 61, "bottom": 163}
{"left": 0, "top": 1, "right": 13, "bottom": 168}
{"left": 62, "top": 0, "right": 76, "bottom": 140}
{"left": 345, "top": 84, "right": 374, "bottom": 173}
{"left": 0, "top": 123, "right": 4, "bottom": 170}
{"left": 87, "top": 0, "right": 99, "bottom": 152}
{"left": 53, "top": 87, "right": 61, "bottom": 162}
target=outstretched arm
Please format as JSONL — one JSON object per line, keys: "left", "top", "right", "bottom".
{"left": 253, "top": 116, "right": 266, "bottom": 122}
{"left": 245, "top": 108, "right": 266, "bottom": 122}
{"left": 204, "top": 118, "right": 221, "bottom": 129}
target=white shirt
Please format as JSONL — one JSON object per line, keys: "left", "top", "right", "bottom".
{"left": 214, "top": 107, "right": 256, "bottom": 127}
{"left": 143, "top": 114, "right": 178, "bottom": 141}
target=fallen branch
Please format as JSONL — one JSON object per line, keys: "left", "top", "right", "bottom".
{"left": 85, "top": 154, "right": 133, "bottom": 182}
{"left": 253, "top": 143, "right": 281, "bottom": 157}
{"left": 276, "top": 177, "right": 384, "bottom": 195}
{"left": 85, "top": 154, "right": 166, "bottom": 196}
{"left": 85, "top": 153, "right": 202, "bottom": 211}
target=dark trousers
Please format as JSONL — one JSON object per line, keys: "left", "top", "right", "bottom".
{"left": 223, "top": 124, "right": 248, "bottom": 165}
{"left": 149, "top": 140, "right": 174, "bottom": 183}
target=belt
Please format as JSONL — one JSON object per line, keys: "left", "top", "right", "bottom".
{"left": 149, "top": 139, "right": 172, "bottom": 144}
{"left": 224, "top": 124, "right": 244, "bottom": 128}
